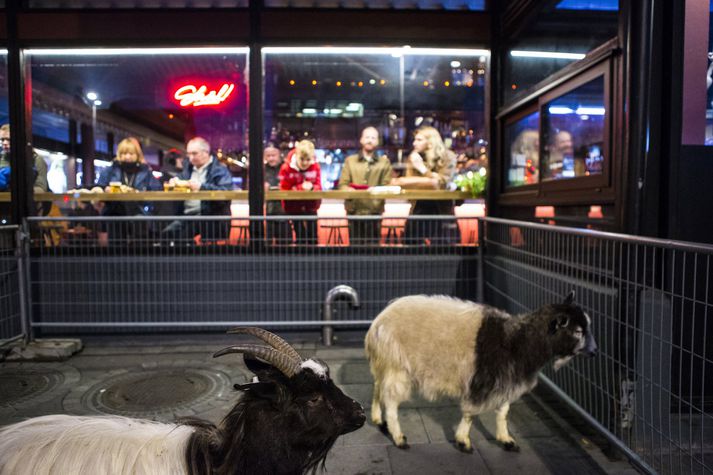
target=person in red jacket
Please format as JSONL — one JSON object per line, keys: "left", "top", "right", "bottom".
{"left": 279, "top": 139, "right": 322, "bottom": 244}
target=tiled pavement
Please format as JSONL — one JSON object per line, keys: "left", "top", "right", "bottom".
{"left": 0, "top": 334, "right": 641, "bottom": 475}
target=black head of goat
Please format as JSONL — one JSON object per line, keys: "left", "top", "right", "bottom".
{"left": 184, "top": 327, "right": 365, "bottom": 475}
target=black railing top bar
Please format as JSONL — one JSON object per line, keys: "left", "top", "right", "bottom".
{"left": 482, "top": 216, "right": 713, "bottom": 254}
{"left": 27, "top": 215, "right": 475, "bottom": 222}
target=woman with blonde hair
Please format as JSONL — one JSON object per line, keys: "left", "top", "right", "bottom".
{"left": 92, "top": 137, "right": 161, "bottom": 242}
{"left": 391, "top": 125, "right": 459, "bottom": 245}
{"left": 278, "top": 139, "right": 322, "bottom": 244}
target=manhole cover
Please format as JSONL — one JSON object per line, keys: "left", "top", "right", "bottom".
{"left": 0, "top": 370, "right": 64, "bottom": 407}
{"left": 84, "top": 368, "right": 230, "bottom": 418}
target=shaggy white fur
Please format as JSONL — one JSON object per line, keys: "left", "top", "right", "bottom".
{"left": 301, "top": 359, "right": 328, "bottom": 379}
{"left": 0, "top": 414, "right": 194, "bottom": 475}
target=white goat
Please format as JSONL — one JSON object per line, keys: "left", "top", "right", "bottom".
{"left": 365, "top": 293, "right": 597, "bottom": 452}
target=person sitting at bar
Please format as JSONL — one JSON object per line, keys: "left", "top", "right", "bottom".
{"left": 163, "top": 137, "right": 233, "bottom": 243}
{"left": 0, "top": 123, "right": 49, "bottom": 224}
{"left": 264, "top": 143, "right": 290, "bottom": 245}
{"left": 279, "top": 139, "right": 321, "bottom": 245}
{"left": 91, "top": 137, "right": 162, "bottom": 243}
{"left": 391, "top": 125, "right": 459, "bottom": 245}
{"left": 338, "top": 126, "right": 393, "bottom": 245}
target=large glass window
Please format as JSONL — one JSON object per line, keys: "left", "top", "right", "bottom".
{"left": 502, "top": 0, "right": 618, "bottom": 105}
{"left": 0, "top": 51, "right": 9, "bottom": 224}
{"left": 263, "top": 47, "right": 488, "bottom": 190}
{"left": 542, "top": 76, "right": 605, "bottom": 181}
{"left": 263, "top": 0, "right": 484, "bottom": 9}
{"left": 28, "top": 47, "right": 249, "bottom": 191}
{"left": 27, "top": 0, "right": 247, "bottom": 8}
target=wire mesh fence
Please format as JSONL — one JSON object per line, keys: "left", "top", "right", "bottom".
{"left": 481, "top": 217, "right": 713, "bottom": 475}
{"left": 0, "top": 225, "right": 22, "bottom": 345}
{"left": 25, "top": 215, "right": 479, "bottom": 333}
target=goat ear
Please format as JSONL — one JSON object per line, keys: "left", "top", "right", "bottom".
{"left": 243, "top": 354, "right": 288, "bottom": 382}
{"left": 563, "top": 290, "right": 576, "bottom": 305}
{"left": 235, "top": 381, "right": 282, "bottom": 403}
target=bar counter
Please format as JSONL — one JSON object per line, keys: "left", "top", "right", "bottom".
{"left": 0, "top": 190, "right": 473, "bottom": 202}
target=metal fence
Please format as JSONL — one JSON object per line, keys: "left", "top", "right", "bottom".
{"left": 0, "top": 225, "right": 24, "bottom": 345}
{"left": 480, "top": 217, "right": 713, "bottom": 475}
{"left": 21, "top": 213, "right": 713, "bottom": 473}
{"left": 25, "top": 215, "right": 479, "bottom": 334}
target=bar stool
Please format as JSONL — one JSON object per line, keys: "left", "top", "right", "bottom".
{"left": 322, "top": 223, "right": 347, "bottom": 245}
{"left": 382, "top": 223, "right": 403, "bottom": 245}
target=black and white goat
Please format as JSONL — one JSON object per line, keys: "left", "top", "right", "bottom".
{"left": 0, "top": 327, "right": 365, "bottom": 475}
{"left": 365, "top": 292, "right": 597, "bottom": 452}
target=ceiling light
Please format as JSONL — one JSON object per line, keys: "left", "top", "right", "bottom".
{"left": 510, "top": 50, "right": 585, "bottom": 60}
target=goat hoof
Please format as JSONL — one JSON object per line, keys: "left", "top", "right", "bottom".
{"left": 396, "top": 440, "right": 410, "bottom": 450}
{"left": 455, "top": 441, "right": 473, "bottom": 453}
{"left": 503, "top": 441, "right": 520, "bottom": 452}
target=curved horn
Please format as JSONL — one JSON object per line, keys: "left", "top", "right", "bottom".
{"left": 226, "top": 327, "right": 302, "bottom": 362}
{"left": 213, "top": 344, "right": 301, "bottom": 378}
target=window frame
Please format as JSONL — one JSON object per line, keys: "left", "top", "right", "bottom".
{"left": 498, "top": 57, "right": 614, "bottom": 206}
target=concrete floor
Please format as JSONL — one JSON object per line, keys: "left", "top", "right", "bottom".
{"left": 0, "top": 333, "right": 641, "bottom": 475}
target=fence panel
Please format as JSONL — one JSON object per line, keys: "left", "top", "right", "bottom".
{"left": 26, "top": 215, "right": 479, "bottom": 333}
{"left": 0, "top": 225, "right": 23, "bottom": 345}
{"left": 481, "top": 217, "right": 713, "bottom": 475}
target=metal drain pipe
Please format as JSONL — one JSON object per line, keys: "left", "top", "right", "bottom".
{"left": 322, "top": 285, "right": 360, "bottom": 346}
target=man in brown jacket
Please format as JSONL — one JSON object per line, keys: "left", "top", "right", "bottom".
{"left": 338, "top": 126, "right": 393, "bottom": 245}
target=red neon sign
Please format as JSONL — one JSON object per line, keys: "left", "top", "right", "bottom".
{"left": 173, "top": 83, "right": 235, "bottom": 107}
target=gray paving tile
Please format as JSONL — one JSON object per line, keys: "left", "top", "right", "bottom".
{"left": 333, "top": 360, "right": 373, "bottom": 384}
{"left": 476, "top": 439, "right": 553, "bottom": 475}
{"left": 388, "top": 442, "right": 490, "bottom": 475}
{"left": 342, "top": 420, "right": 393, "bottom": 447}
{"left": 317, "top": 444, "right": 391, "bottom": 475}
{"left": 418, "top": 405, "right": 464, "bottom": 444}
{"left": 315, "top": 347, "right": 367, "bottom": 360}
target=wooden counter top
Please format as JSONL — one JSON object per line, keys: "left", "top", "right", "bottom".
{"left": 1, "top": 190, "right": 473, "bottom": 202}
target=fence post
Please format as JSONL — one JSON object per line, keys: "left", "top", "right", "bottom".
{"left": 476, "top": 217, "right": 484, "bottom": 303}
{"left": 16, "top": 219, "right": 31, "bottom": 343}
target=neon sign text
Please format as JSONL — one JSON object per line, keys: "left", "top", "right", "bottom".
{"left": 174, "top": 83, "right": 235, "bottom": 107}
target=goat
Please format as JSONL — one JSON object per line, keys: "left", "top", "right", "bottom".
{"left": 365, "top": 291, "right": 597, "bottom": 453}
{"left": 0, "top": 327, "right": 365, "bottom": 475}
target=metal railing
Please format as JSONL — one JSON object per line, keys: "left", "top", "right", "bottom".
{"left": 0, "top": 225, "right": 24, "bottom": 346}
{"left": 480, "top": 217, "right": 713, "bottom": 475}
{"left": 25, "top": 215, "right": 479, "bottom": 333}
{"left": 19, "top": 213, "right": 713, "bottom": 473}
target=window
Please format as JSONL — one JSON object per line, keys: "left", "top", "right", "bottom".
{"left": 502, "top": 0, "right": 618, "bottom": 105}
{"left": 26, "top": 0, "right": 247, "bottom": 8}
{"left": 28, "top": 47, "right": 249, "bottom": 190}
{"left": 500, "top": 59, "right": 611, "bottom": 200}
{"left": 263, "top": 46, "right": 488, "bottom": 190}
{"left": 263, "top": 0, "right": 484, "bottom": 9}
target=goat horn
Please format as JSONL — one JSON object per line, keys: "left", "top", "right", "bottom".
{"left": 226, "top": 327, "right": 302, "bottom": 362}
{"left": 213, "top": 344, "right": 301, "bottom": 378}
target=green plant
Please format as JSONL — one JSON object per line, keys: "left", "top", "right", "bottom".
{"left": 454, "top": 169, "right": 487, "bottom": 199}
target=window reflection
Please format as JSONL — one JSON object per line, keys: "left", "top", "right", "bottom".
{"left": 263, "top": 47, "right": 488, "bottom": 190}
{"left": 502, "top": 3, "right": 617, "bottom": 105}
{"left": 28, "top": 48, "right": 249, "bottom": 192}
{"left": 542, "top": 76, "right": 605, "bottom": 181}
{"left": 505, "top": 112, "right": 539, "bottom": 187}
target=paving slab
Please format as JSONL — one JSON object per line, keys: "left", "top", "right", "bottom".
{"left": 0, "top": 338, "right": 642, "bottom": 475}
{"left": 388, "top": 442, "right": 490, "bottom": 475}
{"left": 318, "top": 444, "right": 392, "bottom": 475}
